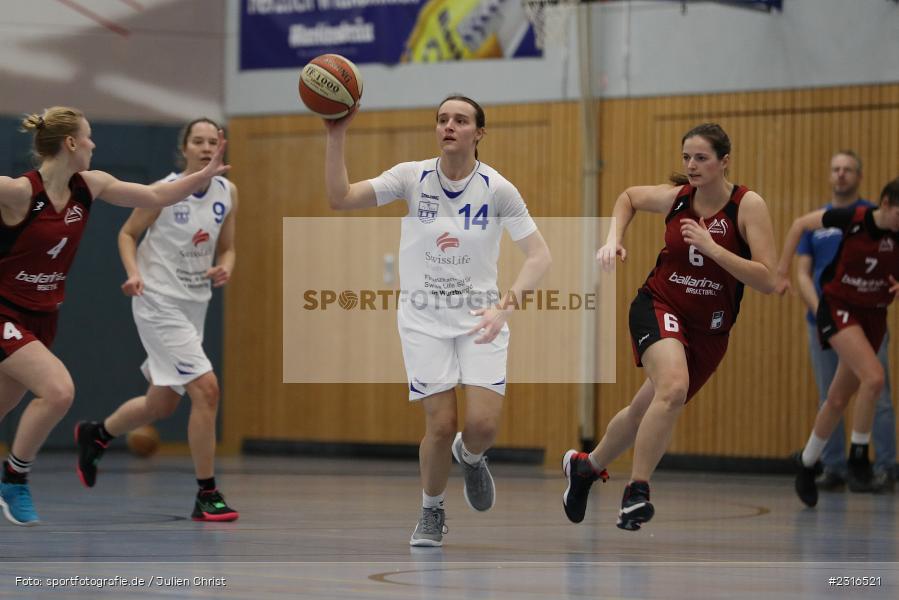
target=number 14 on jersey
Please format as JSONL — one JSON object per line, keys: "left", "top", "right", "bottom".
{"left": 459, "top": 204, "right": 489, "bottom": 230}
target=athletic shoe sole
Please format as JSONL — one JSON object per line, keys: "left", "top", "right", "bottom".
{"left": 617, "top": 501, "right": 654, "bottom": 531}
{"left": 562, "top": 449, "right": 578, "bottom": 520}
{"left": 192, "top": 510, "right": 239, "bottom": 522}
{"left": 0, "top": 497, "right": 40, "bottom": 527}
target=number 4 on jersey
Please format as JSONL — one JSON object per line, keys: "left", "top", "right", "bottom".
{"left": 47, "top": 237, "right": 68, "bottom": 259}
{"left": 3, "top": 322, "right": 22, "bottom": 341}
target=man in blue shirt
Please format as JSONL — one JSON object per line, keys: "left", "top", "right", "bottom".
{"left": 796, "top": 150, "right": 896, "bottom": 492}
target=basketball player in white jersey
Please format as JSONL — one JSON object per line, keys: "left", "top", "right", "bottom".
{"left": 76, "top": 119, "right": 239, "bottom": 522}
{"left": 324, "top": 96, "right": 552, "bottom": 546}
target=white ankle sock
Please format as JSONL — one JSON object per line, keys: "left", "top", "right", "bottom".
{"left": 587, "top": 453, "right": 605, "bottom": 473}
{"left": 801, "top": 433, "right": 827, "bottom": 467}
{"left": 422, "top": 491, "right": 445, "bottom": 509}
{"left": 850, "top": 431, "right": 871, "bottom": 445}
{"left": 460, "top": 440, "right": 484, "bottom": 466}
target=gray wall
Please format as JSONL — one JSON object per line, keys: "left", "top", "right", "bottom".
{"left": 226, "top": 0, "right": 899, "bottom": 116}
{"left": 0, "top": 119, "right": 224, "bottom": 449}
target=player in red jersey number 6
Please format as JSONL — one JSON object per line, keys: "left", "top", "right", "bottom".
{"left": 563, "top": 123, "right": 777, "bottom": 531}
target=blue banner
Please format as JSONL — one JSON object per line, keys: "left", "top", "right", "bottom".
{"left": 240, "top": 0, "right": 540, "bottom": 70}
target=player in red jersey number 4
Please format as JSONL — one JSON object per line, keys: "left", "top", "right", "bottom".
{"left": 0, "top": 107, "right": 228, "bottom": 526}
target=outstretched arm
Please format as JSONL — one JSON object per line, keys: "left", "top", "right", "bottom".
{"left": 596, "top": 184, "right": 679, "bottom": 270}
{"left": 83, "top": 130, "right": 230, "bottom": 208}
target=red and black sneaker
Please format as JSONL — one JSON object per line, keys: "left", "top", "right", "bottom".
{"left": 192, "top": 489, "right": 239, "bottom": 522}
{"left": 617, "top": 480, "right": 654, "bottom": 531}
{"left": 75, "top": 421, "right": 108, "bottom": 488}
{"left": 562, "top": 450, "right": 609, "bottom": 523}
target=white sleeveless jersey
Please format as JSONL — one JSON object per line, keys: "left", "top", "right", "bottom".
{"left": 136, "top": 173, "right": 232, "bottom": 302}
{"left": 369, "top": 159, "right": 536, "bottom": 317}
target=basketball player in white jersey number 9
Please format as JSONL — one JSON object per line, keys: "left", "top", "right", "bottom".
{"left": 76, "top": 119, "right": 240, "bottom": 522}
{"left": 324, "top": 96, "right": 552, "bottom": 546}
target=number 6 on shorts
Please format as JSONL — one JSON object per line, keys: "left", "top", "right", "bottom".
{"left": 663, "top": 313, "right": 679, "bottom": 333}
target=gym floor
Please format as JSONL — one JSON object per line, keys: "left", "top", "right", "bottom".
{"left": 0, "top": 454, "right": 895, "bottom": 599}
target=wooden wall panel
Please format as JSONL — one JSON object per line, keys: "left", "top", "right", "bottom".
{"left": 223, "top": 104, "right": 584, "bottom": 463}
{"left": 224, "top": 83, "right": 899, "bottom": 465}
{"left": 597, "top": 83, "right": 899, "bottom": 461}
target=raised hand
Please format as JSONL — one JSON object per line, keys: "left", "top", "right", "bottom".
{"left": 199, "top": 130, "right": 230, "bottom": 178}
{"left": 323, "top": 104, "right": 360, "bottom": 135}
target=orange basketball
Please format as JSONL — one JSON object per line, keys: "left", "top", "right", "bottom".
{"left": 298, "top": 54, "right": 363, "bottom": 119}
{"left": 127, "top": 425, "right": 160, "bottom": 458}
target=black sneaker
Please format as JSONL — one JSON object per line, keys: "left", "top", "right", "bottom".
{"left": 562, "top": 450, "right": 608, "bottom": 524}
{"left": 847, "top": 455, "right": 875, "bottom": 493}
{"left": 192, "top": 490, "right": 239, "bottom": 522}
{"left": 617, "top": 481, "right": 654, "bottom": 531}
{"left": 815, "top": 470, "right": 846, "bottom": 492}
{"left": 75, "top": 421, "right": 108, "bottom": 488}
{"left": 793, "top": 451, "right": 822, "bottom": 507}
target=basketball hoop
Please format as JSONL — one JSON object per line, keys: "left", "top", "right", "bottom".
{"left": 522, "top": 0, "right": 580, "bottom": 50}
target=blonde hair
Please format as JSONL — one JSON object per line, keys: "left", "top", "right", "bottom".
{"left": 20, "top": 106, "right": 85, "bottom": 161}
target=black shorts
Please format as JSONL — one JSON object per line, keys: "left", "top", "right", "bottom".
{"left": 629, "top": 290, "right": 729, "bottom": 402}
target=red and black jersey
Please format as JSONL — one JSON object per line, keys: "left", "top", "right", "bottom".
{"left": 0, "top": 170, "right": 92, "bottom": 312}
{"left": 641, "top": 184, "right": 752, "bottom": 335}
{"left": 820, "top": 205, "right": 899, "bottom": 308}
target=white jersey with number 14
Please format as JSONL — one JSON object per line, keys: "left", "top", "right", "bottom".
{"left": 369, "top": 158, "right": 536, "bottom": 320}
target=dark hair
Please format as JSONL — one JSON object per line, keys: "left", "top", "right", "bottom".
{"left": 176, "top": 117, "right": 220, "bottom": 169}
{"left": 832, "top": 149, "right": 862, "bottom": 174}
{"left": 670, "top": 122, "right": 731, "bottom": 185}
{"left": 20, "top": 106, "right": 85, "bottom": 161}
{"left": 682, "top": 123, "right": 731, "bottom": 158}
{"left": 880, "top": 177, "right": 899, "bottom": 207}
{"left": 436, "top": 95, "right": 485, "bottom": 159}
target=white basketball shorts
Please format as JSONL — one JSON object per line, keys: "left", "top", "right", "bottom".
{"left": 398, "top": 303, "right": 508, "bottom": 401}
{"left": 132, "top": 290, "right": 212, "bottom": 395}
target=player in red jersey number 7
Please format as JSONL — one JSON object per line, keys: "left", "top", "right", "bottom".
{"left": 776, "top": 178, "right": 899, "bottom": 507}
{"left": 0, "top": 107, "right": 228, "bottom": 526}
{"left": 562, "top": 123, "right": 777, "bottom": 531}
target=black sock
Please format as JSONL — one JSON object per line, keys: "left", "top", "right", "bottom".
{"left": 849, "top": 443, "right": 869, "bottom": 463}
{"left": 2, "top": 461, "right": 27, "bottom": 485}
{"left": 197, "top": 477, "right": 216, "bottom": 493}
{"left": 94, "top": 421, "right": 115, "bottom": 443}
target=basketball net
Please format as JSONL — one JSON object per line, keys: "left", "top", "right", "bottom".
{"left": 522, "top": 0, "right": 579, "bottom": 50}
